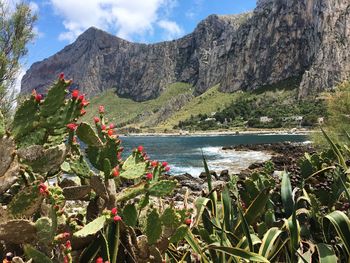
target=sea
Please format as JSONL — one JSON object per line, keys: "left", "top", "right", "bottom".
{"left": 119, "top": 134, "right": 308, "bottom": 176}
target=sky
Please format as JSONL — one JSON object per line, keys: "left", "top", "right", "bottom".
{"left": 12, "top": 0, "right": 257, "bottom": 90}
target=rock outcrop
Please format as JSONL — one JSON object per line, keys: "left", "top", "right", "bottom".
{"left": 21, "top": 0, "right": 350, "bottom": 101}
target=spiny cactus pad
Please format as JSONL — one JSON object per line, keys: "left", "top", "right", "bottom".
{"left": 115, "top": 182, "right": 147, "bottom": 203}
{"left": 74, "top": 215, "right": 107, "bottom": 238}
{"left": 86, "top": 136, "right": 121, "bottom": 171}
{"left": 62, "top": 185, "right": 91, "bottom": 200}
{"left": 70, "top": 156, "right": 91, "bottom": 178}
{"left": 35, "top": 217, "right": 54, "bottom": 244}
{"left": 17, "top": 144, "right": 67, "bottom": 173}
{"left": 160, "top": 207, "right": 182, "bottom": 228}
{"left": 148, "top": 180, "right": 177, "bottom": 197}
{"left": 12, "top": 98, "right": 41, "bottom": 147}
{"left": 122, "top": 204, "right": 137, "bottom": 227}
{"left": 8, "top": 184, "right": 44, "bottom": 217}
{"left": 146, "top": 209, "right": 162, "bottom": 245}
{"left": 12, "top": 79, "right": 84, "bottom": 148}
{"left": 0, "top": 219, "right": 37, "bottom": 244}
{"left": 76, "top": 122, "right": 102, "bottom": 147}
{"left": 120, "top": 155, "right": 148, "bottom": 179}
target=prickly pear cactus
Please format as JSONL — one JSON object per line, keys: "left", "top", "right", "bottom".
{"left": 146, "top": 209, "right": 162, "bottom": 244}
{"left": 12, "top": 76, "right": 88, "bottom": 148}
{"left": 76, "top": 122, "right": 102, "bottom": 146}
{"left": 35, "top": 217, "right": 54, "bottom": 244}
{"left": 74, "top": 215, "right": 107, "bottom": 238}
{"left": 8, "top": 183, "right": 44, "bottom": 217}
{"left": 0, "top": 136, "right": 19, "bottom": 194}
{"left": 0, "top": 219, "right": 37, "bottom": 244}
{"left": 148, "top": 180, "right": 177, "bottom": 197}
{"left": 17, "top": 144, "right": 67, "bottom": 174}
{"left": 120, "top": 154, "right": 148, "bottom": 179}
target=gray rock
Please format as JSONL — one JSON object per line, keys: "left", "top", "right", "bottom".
{"left": 21, "top": 0, "right": 350, "bottom": 100}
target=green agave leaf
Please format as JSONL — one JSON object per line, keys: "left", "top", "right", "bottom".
{"left": 259, "top": 227, "right": 283, "bottom": 259}
{"left": 184, "top": 231, "right": 210, "bottom": 263}
{"left": 281, "top": 172, "right": 294, "bottom": 218}
{"left": 237, "top": 234, "right": 261, "bottom": 250}
{"left": 238, "top": 204, "right": 253, "bottom": 252}
{"left": 74, "top": 215, "right": 107, "bottom": 237}
{"left": 321, "top": 128, "right": 347, "bottom": 169}
{"left": 284, "top": 209, "right": 300, "bottom": 262}
{"left": 222, "top": 186, "right": 233, "bottom": 231}
{"left": 194, "top": 197, "right": 211, "bottom": 226}
{"left": 234, "top": 188, "right": 270, "bottom": 234}
{"left": 323, "top": 210, "right": 350, "bottom": 255}
{"left": 78, "top": 237, "right": 101, "bottom": 263}
{"left": 316, "top": 243, "right": 338, "bottom": 263}
{"left": 207, "top": 245, "right": 270, "bottom": 263}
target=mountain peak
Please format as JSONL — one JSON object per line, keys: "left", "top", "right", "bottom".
{"left": 21, "top": 0, "right": 350, "bottom": 100}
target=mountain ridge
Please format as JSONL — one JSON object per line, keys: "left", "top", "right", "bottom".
{"left": 21, "top": 0, "right": 350, "bottom": 101}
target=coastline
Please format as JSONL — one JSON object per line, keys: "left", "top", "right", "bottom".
{"left": 120, "top": 128, "right": 315, "bottom": 137}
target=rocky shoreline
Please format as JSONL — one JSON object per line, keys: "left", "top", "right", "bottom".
{"left": 168, "top": 142, "right": 315, "bottom": 202}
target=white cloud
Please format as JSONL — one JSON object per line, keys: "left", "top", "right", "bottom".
{"left": 158, "top": 19, "right": 183, "bottom": 40}
{"left": 29, "top": 1, "right": 39, "bottom": 13}
{"left": 50, "top": 0, "right": 182, "bottom": 43}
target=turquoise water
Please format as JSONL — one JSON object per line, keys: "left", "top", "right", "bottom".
{"left": 120, "top": 134, "right": 307, "bottom": 176}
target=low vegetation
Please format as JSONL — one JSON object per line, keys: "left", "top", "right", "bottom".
{"left": 176, "top": 78, "right": 326, "bottom": 131}
{"left": 86, "top": 78, "right": 326, "bottom": 133}
{"left": 1, "top": 75, "right": 350, "bottom": 262}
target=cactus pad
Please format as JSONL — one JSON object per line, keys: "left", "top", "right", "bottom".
{"left": 8, "top": 184, "right": 44, "bottom": 217}
{"left": 115, "top": 182, "right": 147, "bottom": 203}
{"left": 0, "top": 219, "right": 37, "bottom": 244}
{"left": 74, "top": 215, "right": 107, "bottom": 238}
{"left": 63, "top": 185, "right": 91, "bottom": 200}
{"left": 148, "top": 180, "right": 177, "bottom": 197}
{"left": 120, "top": 155, "right": 147, "bottom": 179}
{"left": 76, "top": 122, "right": 102, "bottom": 146}
{"left": 17, "top": 144, "right": 67, "bottom": 173}
{"left": 122, "top": 204, "right": 137, "bottom": 227}
{"left": 35, "top": 217, "right": 54, "bottom": 244}
{"left": 160, "top": 207, "right": 182, "bottom": 228}
{"left": 70, "top": 156, "right": 91, "bottom": 178}
{"left": 146, "top": 209, "right": 162, "bottom": 245}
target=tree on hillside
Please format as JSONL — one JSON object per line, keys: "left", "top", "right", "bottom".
{"left": 313, "top": 81, "right": 350, "bottom": 146}
{"left": 0, "top": 1, "right": 36, "bottom": 118}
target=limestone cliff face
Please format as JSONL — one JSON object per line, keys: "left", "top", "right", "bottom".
{"left": 21, "top": 0, "right": 350, "bottom": 100}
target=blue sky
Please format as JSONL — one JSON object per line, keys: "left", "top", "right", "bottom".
{"left": 24, "top": 0, "right": 256, "bottom": 68}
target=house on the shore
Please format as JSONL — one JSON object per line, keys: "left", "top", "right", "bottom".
{"left": 260, "top": 116, "right": 273, "bottom": 123}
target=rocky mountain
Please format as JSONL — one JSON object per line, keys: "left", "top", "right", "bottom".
{"left": 21, "top": 0, "right": 350, "bottom": 101}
